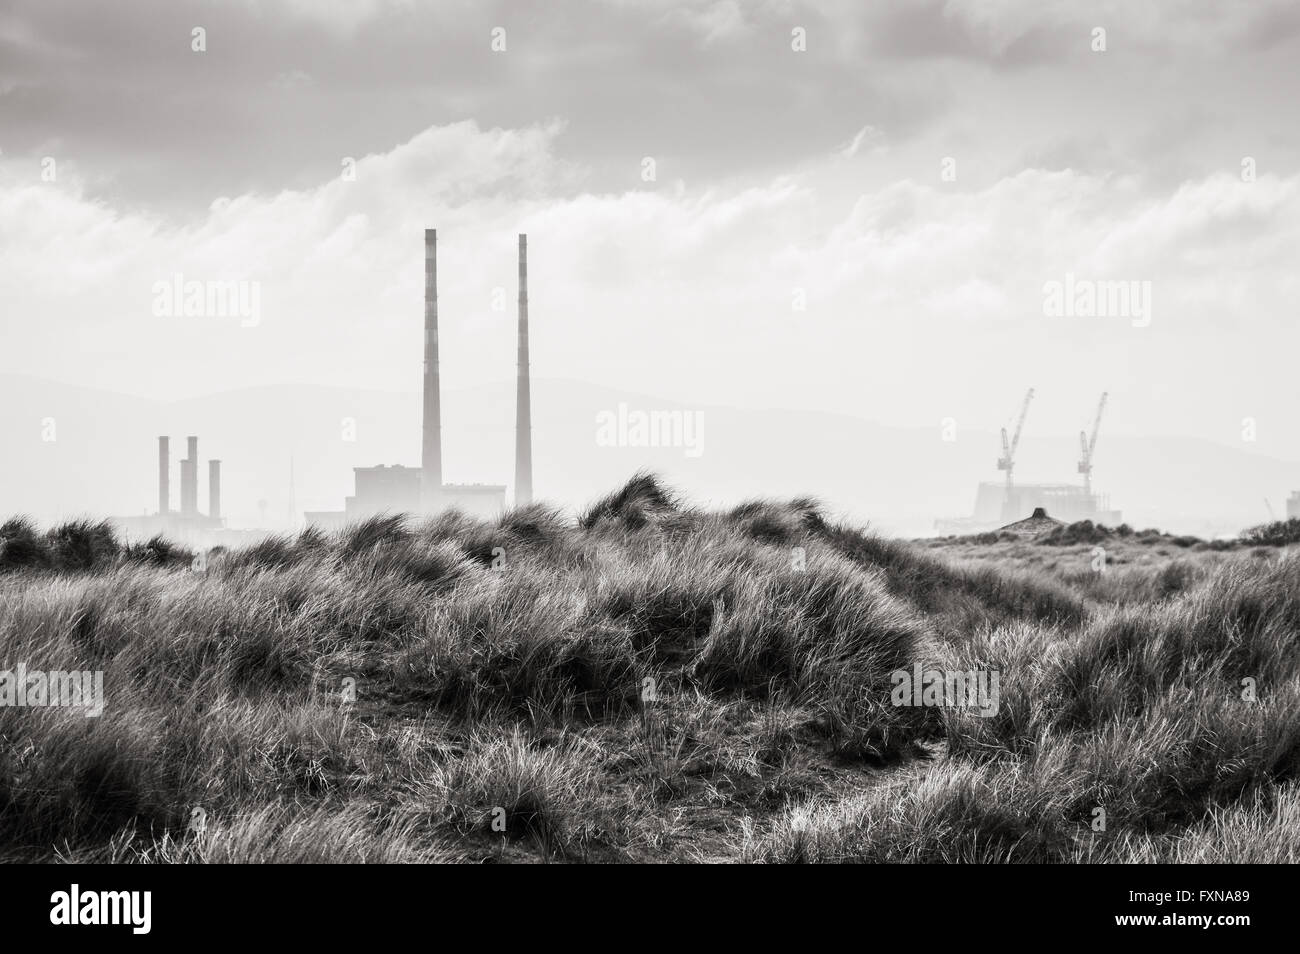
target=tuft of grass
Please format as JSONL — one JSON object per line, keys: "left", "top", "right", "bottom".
{"left": 341, "top": 514, "right": 410, "bottom": 559}
{"left": 123, "top": 534, "right": 193, "bottom": 568}
{"left": 742, "top": 761, "right": 1066, "bottom": 863}
{"left": 421, "top": 729, "right": 621, "bottom": 856}
{"left": 0, "top": 516, "right": 49, "bottom": 572}
{"left": 1074, "top": 784, "right": 1300, "bottom": 863}
{"left": 46, "top": 520, "right": 121, "bottom": 572}
{"left": 824, "top": 522, "right": 1086, "bottom": 630}
{"left": 578, "top": 471, "right": 688, "bottom": 531}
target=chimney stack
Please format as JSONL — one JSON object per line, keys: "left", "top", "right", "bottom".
{"left": 421, "top": 228, "right": 442, "bottom": 510}
{"left": 208, "top": 460, "right": 221, "bottom": 521}
{"left": 182, "top": 436, "right": 198, "bottom": 516}
{"left": 158, "top": 436, "right": 170, "bottom": 515}
{"left": 514, "top": 233, "right": 533, "bottom": 507}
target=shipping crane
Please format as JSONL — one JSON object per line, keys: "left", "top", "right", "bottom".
{"left": 1077, "top": 391, "right": 1108, "bottom": 497}
{"left": 997, "top": 387, "right": 1035, "bottom": 492}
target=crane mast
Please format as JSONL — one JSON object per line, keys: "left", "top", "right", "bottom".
{"left": 997, "top": 387, "right": 1035, "bottom": 491}
{"left": 1077, "top": 391, "right": 1108, "bottom": 497}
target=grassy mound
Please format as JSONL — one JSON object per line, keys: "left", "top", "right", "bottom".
{"left": 1, "top": 474, "right": 1295, "bottom": 862}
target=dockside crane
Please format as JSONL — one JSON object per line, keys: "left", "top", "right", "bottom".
{"left": 1077, "top": 391, "right": 1108, "bottom": 497}
{"left": 997, "top": 387, "right": 1035, "bottom": 492}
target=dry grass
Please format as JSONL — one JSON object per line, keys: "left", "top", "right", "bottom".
{"left": 1, "top": 475, "right": 1296, "bottom": 862}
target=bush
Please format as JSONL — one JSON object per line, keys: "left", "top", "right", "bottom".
{"left": 1240, "top": 518, "right": 1300, "bottom": 547}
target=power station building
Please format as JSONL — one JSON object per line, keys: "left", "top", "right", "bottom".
{"left": 971, "top": 481, "right": 1121, "bottom": 527}
{"left": 305, "top": 229, "right": 531, "bottom": 529}
{"left": 331, "top": 464, "right": 505, "bottom": 523}
{"left": 112, "top": 435, "right": 225, "bottom": 541}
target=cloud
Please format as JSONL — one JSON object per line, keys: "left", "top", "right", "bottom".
{"left": 3, "top": 0, "right": 1295, "bottom": 223}
{"left": 657, "top": 0, "right": 750, "bottom": 47}
{"left": 3, "top": 117, "right": 1297, "bottom": 452}
{"left": 835, "top": 126, "right": 881, "bottom": 159}
{"left": 244, "top": 0, "right": 417, "bottom": 35}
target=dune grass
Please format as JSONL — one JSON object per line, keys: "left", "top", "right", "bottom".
{"left": 1, "top": 474, "right": 1295, "bottom": 862}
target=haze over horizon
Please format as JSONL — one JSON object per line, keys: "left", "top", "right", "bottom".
{"left": 3, "top": 0, "right": 1298, "bottom": 532}
{"left": 2, "top": 370, "right": 1295, "bottom": 541}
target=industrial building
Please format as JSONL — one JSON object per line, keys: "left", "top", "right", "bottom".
{"left": 305, "top": 229, "right": 531, "bottom": 529}
{"left": 330, "top": 464, "right": 505, "bottom": 522}
{"left": 112, "top": 435, "right": 225, "bottom": 542}
{"left": 965, "top": 481, "right": 1121, "bottom": 528}
{"left": 936, "top": 389, "right": 1122, "bottom": 534}
{"left": 1288, "top": 491, "right": 1300, "bottom": 521}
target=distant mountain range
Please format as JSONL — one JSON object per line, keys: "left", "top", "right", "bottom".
{"left": 1, "top": 373, "right": 1295, "bottom": 538}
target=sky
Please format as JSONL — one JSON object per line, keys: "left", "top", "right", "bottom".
{"left": 3, "top": 0, "right": 1299, "bottom": 467}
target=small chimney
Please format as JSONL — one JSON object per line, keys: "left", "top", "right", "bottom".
{"left": 515, "top": 233, "right": 533, "bottom": 507}
{"left": 208, "top": 460, "right": 221, "bottom": 521}
{"left": 158, "top": 436, "right": 170, "bottom": 515}
{"left": 182, "top": 436, "right": 199, "bottom": 516}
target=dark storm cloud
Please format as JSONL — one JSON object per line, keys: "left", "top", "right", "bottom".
{"left": 858, "top": 1, "right": 1073, "bottom": 67}
{"left": 4, "top": 0, "right": 1299, "bottom": 217}
{"left": 1240, "top": 1, "right": 1300, "bottom": 51}
{"left": 0, "top": 0, "right": 953, "bottom": 214}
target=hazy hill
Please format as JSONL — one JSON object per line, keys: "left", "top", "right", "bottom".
{"left": 0, "top": 372, "right": 1295, "bottom": 536}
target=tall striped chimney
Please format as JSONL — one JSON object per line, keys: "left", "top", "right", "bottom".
{"left": 158, "top": 436, "right": 170, "bottom": 515}
{"left": 421, "top": 229, "right": 442, "bottom": 510}
{"left": 208, "top": 460, "right": 221, "bottom": 521}
{"left": 515, "top": 233, "right": 533, "bottom": 507}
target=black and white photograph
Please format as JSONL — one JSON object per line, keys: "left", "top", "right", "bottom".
{"left": 0, "top": 0, "right": 1293, "bottom": 917}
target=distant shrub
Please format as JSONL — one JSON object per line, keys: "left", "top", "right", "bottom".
{"left": 1240, "top": 518, "right": 1300, "bottom": 547}
{"left": 1038, "top": 520, "right": 1110, "bottom": 546}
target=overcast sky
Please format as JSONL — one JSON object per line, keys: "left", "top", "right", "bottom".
{"left": 3, "top": 0, "right": 1299, "bottom": 460}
